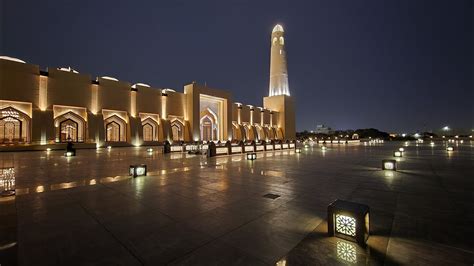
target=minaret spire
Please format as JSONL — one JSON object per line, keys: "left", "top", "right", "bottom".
{"left": 268, "top": 24, "right": 290, "bottom": 97}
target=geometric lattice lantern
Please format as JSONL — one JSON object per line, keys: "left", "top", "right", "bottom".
{"left": 382, "top": 159, "right": 397, "bottom": 171}
{"left": 129, "top": 164, "right": 147, "bottom": 178}
{"left": 328, "top": 199, "right": 370, "bottom": 246}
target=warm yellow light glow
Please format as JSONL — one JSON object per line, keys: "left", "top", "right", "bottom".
{"left": 88, "top": 84, "right": 99, "bottom": 114}
{"left": 35, "top": 186, "right": 45, "bottom": 193}
{"left": 447, "top": 146, "right": 454, "bottom": 151}
{"left": 39, "top": 76, "right": 48, "bottom": 111}
{"left": 130, "top": 91, "right": 137, "bottom": 117}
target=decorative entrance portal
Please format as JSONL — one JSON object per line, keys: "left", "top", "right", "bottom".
{"left": 0, "top": 107, "right": 30, "bottom": 144}
{"left": 199, "top": 94, "right": 225, "bottom": 141}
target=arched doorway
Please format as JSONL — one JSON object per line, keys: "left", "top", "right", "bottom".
{"left": 200, "top": 108, "right": 218, "bottom": 141}
{"left": 142, "top": 117, "right": 159, "bottom": 142}
{"left": 104, "top": 115, "right": 127, "bottom": 142}
{"left": 255, "top": 124, "right": 266, "bottom": 141}
{"left": 0, "top": 107, "right": 30, "bottom": 143}
{"left": 54, "top": 112, "right": 86, "bottom": 142}
{"left": 170, "top": 119, "right": 184, "bottom": 142}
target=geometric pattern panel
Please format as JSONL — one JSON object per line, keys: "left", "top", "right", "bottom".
{"left": 335, "top": 214, "right": 356, "bottom": 236}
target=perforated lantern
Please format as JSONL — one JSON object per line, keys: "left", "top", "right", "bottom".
{"left": 382, "top": 159, "right": 396, "bottom": 171}
{"left": 328, "top": 199, "right": 370, "bottom": 246}
{"left": 246, "top": 152, "right": 257, "bottom": 160}
{"left": 130, "top": 164, "right": 147, "bottom": 178}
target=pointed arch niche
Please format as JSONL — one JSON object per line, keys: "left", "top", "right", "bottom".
{"left": 200, "top": 108, "right": 219, "bottom": 141}
{"left": 139, "top": 113, "right": 160, "bottom": 142}
{"left": 103, "top": 111, "right": 128, "bottom": 142}
{"left": 0, "top": 106, "right": 31, "bottom": 144}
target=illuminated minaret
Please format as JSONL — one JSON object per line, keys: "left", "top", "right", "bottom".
{"left": 264, "top": 24, "right": 295, "bottom": 140}
{"left": 268, "top": 24, "right": 289, "bottom": 97}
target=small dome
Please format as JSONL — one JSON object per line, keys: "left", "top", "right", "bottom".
{"left": 272, "top": 24, "right": 284, "bottom": 33}
{"left": 0, "top": 56, "right": 26, "bottom": 63}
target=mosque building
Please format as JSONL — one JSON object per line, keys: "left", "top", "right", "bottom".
{"left": 0, "top": 25, "right": 295, "bottom": 149}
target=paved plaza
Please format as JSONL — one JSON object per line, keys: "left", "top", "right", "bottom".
{"left": 0, "top": 142, "right": 473, "bottom": 265}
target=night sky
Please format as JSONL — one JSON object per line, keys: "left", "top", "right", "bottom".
{"left": 1, "top": 0, "right": 472, "bottom": 133}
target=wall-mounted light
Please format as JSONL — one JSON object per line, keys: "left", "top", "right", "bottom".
{"left": 130, "top": 164, "right": 147, "bottom": 178}
{"left": 328, "top": 199, "right": 370, "bottom": 246}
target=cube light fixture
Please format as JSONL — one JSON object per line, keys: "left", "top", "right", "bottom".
{"left": 129, "top": 164, "right": 147, "bottom": 178}
{"left": 393, "top": 151, "right": 402, "bottom": 157}
{"left": 328, "top": 199, "right": 370, "bottom": 246}
{"left": 382, "top": 159, "right": 396, "bottom": 171}
{"left": 246, "top": 152, "right": 257, "bottom": 160}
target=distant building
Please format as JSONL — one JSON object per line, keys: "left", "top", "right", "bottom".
{"left": 314, "top": 124, "right": 333, "bottom": 135}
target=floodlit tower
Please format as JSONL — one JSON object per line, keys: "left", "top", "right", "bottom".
{"left": 269, "top": 24, "right": 289, "bottom": 97}
{"left": 264, "top": 24, "right": 295, "bottom": 140}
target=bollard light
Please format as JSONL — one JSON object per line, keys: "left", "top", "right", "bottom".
{"left": 107, "top": 146, "right": 112, "bottom": 150}
{"left": 246, "top": 152, "right": 257, "bottom": 160}
{"left": 446, "top": 146, "right": 454, "bottom": 151}
{"left": 130, "top": 164, "right": 147, "bottom": 177}
{"left": 147, "top": 148, "right": 153, "bottom": 152}
{"left": 321, "top": 146, "right": 327, "bottom": 151}
{"left": 64, "top": 151, "right": 74, "bottom": 157}
{"left": 393, "top": 151, "right": 402, "bottom": 157}
{"left": 430, "top": 142, "right": 435, "bottom": 146}
{"left": 328, "top": 199, "right": 370, "bottom": 246}
{"left": 295, "top": 148, "right": 302, "bottom": 153}
{"left": 46, "top": 148, "right": 51, "bottom": 152}
{"left": 382, "top": 159, "right": 396, "bottom": 171}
